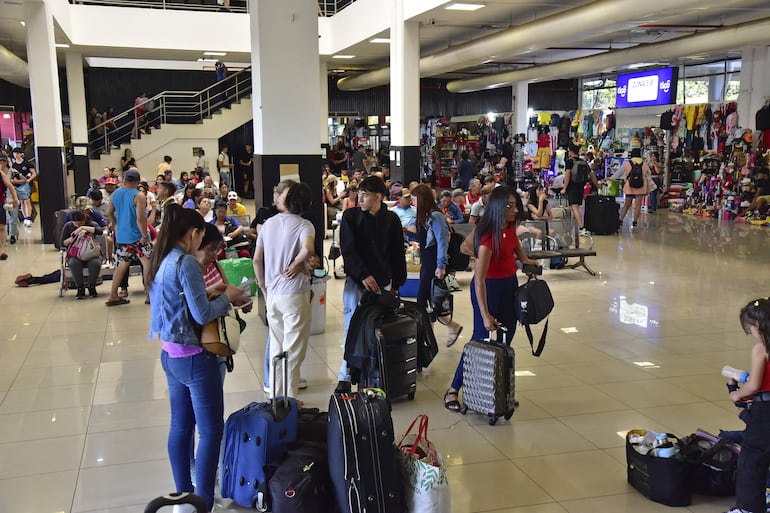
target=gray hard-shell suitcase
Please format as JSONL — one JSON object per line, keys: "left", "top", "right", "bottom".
{"left": 460, "top": 329, "right": 516, "bottom": 425}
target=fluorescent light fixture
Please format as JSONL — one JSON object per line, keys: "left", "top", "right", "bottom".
{"left": 331, "top": 69, "right": 347, "bottom": 73}
{"left": 203, "top": 51, "right": 226, "bottom": 56}
{"left": 370, "top": 38, "right": 390, "bottom": 44}
{"left": 445, "top": 2, "right": 485, "bottom": 10}
{"left": 332, "top": 54, "right": 355, "bottom": 59}
{"left": 19, "top": 21, "right": 25, "bottom": 27}
{"left": 55, "top": 43, "right": 70, "bottom": 48}
{"left": 197, "top": 58, "right": 218, "bottom": 62}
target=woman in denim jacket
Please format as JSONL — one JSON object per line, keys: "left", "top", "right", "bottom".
{"left": 410, "top": 184, "right": 464, "bottom": 347}
{"left": 148, "top": 204, "right": 248, "bottom": 512}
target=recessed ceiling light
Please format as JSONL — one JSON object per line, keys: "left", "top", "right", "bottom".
{"left": 445, "top": 3, "right": 485, "bottom": 11}
{"left": 332, "top": 55, "right": 355, "bottom": 59}
{"left": 203, "top": 52, "right": 227, "bottom": 56}
{"left": 19, "top": 21, "right": 25, "bottom": 27}
{"left": 197, "top": 58, "right": 218, "bottom": 62}
{"left": 370, "top": 38, "right": 390, "bottom": 44}
{"left": 55, "top": 43, "right": 70, "bottom": 48}
{"left": 331, "top": 69, "right": 347, "bottom": 73}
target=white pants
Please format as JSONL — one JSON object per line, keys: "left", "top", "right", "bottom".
{"left": 266, "top": 291, "right": 311, "bottom": 399}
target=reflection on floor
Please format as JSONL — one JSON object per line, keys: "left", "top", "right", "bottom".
{"left": 0, "top": 211, "right": 765, "bottom": 512}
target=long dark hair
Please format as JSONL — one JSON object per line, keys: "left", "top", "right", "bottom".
{"left": 412, "top": 184, "right": 439, "bottom": 228}
{"left": 474, "top": 185, "right": 523, "bottom": 259}
{"left": 740, "top": 298, "right": 770, "bottom": 354}
{"left": 148, "top": 204, "right": 205, "bottom": 286}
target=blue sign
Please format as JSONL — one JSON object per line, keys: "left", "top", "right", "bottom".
{"left": 615, "top": 67, "right": 678, "bottom": 108}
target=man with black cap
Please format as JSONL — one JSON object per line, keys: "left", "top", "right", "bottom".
{"left": 335, "top": 176, "right": 407, "bottom": 393}
{"left": 105, "top": 168, "right": 151, "bottom": 306}
{"left": 0, "top": 154, "right": 19, "bottom": 259}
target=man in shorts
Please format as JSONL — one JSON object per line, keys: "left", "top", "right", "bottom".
{"left": 0, "top": 155, "right": 19, "bottom": 259}
{"left": 560, "top": 143, "right": 599, "bottom": 235}
{"left": 105, "top": 168, "right": 151, "bottom": 306}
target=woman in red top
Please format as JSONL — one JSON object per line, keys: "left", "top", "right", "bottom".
{"left": 444, "top": 186, "right": 541, "bottom": 412}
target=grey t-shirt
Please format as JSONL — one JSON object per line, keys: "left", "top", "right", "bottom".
{"left": 470, "top": 199, "right": 485, "bottom": 219}
{"left": 256, "top": 213, "right": 315, "bottom": 294}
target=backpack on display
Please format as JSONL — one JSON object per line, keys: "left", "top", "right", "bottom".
{"left": 572, "top": 160, "right": 589, "bottom": 185}
{"left": 628, "top": 161, "right": 645, "bottom": 189}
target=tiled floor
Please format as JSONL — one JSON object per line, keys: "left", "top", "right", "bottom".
{"left": 0, "top": 210, "right": 764, "bottom": 513}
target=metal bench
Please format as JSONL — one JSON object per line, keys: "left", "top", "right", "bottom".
{"left": 521, "top": 219, "right": 598, "bottom": 276}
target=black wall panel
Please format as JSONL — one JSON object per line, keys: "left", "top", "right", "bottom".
{"left": 528, "top": 79, "right": 578, "bottom": 111}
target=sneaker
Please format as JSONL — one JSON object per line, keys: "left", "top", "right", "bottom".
{"left": 299, "top": 377, "right": 308, "bottom": 390}
{"left": 632, "top": 221, "right": 638, "bottom": 228}
{"left": 23, "top": 218, "right": 32, "bottom": 228}
{"left": 334, "top": 381, "right": 352, "bottom": 394}
{"left": 579, "top": 228, "right": 590, "bottom": 236}
{"left": 9, "top": 236, "right": 16, "bottom": 244}
{"left": 88, "top": 287, "right": 99, "bottom": 298}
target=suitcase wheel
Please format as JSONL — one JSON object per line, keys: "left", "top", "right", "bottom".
{"left": 489, "top": 415, "right": 498, "bottom": 426}
{"left": 408, "top": 391, "right": 415, "bottom": 401}
{"left": 459, "top": 405, "right": 468, "bottom": 415}
{"left": 504, "top": 410, "right": 514, "bottom": 420}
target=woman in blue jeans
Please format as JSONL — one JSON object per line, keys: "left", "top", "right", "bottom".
{"left": 148, "top": 204, "right": 248, "bottom": 511}
{"left": 444, "top": 186, "right": 541, "bottom": 412}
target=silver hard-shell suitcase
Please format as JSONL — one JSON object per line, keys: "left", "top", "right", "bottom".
{"left": 460, "top": 329, "right": 516, "bottom": 425}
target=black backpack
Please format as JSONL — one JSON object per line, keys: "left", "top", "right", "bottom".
{"left": 572, "top": 159, "right": 589, "bottom": 185}
{"left": 628, "top": 161, "right": 645, "bottom": 189}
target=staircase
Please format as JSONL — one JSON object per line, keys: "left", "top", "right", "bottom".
{"left": 88, "top": 67, "right": 252, "bottom": 178}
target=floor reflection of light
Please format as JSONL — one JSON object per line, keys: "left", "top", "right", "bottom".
{"left": 515, "top": 370, "right": 536, "bottom": 377}
{"left": 560, "top": 327, "right": 579, "bottom": 333}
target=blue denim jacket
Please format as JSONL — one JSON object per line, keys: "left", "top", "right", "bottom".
{"left": 148, "top": 246, "right": 231, "bottom": 345}
{"left": 425, "top": 211, "right": 450, "bottom": 270}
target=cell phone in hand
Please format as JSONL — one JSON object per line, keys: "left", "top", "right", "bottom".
{"left": 522, "top": 263, "right": 543, "bottom": 275}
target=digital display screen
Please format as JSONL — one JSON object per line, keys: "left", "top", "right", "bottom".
{"left": 616, "top": 67, "right": 679, "bottom": 108}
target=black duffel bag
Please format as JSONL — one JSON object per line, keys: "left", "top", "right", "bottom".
{"left": 517, "top": 276, "right": 554, "bottom": 356}
{"left": 681, "top": 430, "right": 739, "bottom": 496}
{"left": 626, "top": 430, "right": 691, "bottom": 507}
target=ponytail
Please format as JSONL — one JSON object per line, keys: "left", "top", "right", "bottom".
{"left": 147, "top": 203, "right": 205, "bottom": 286}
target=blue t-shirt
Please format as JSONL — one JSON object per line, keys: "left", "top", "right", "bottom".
{"left": 112, "top": 187, "right": 142, "bottom": 244}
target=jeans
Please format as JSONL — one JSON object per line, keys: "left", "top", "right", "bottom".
{"left": 219, "top": 170, "right": 232, "bottom": 190}
{"left": 161, "top": 350, "right": 224, "bottom": 511}
{"left": 648, "top": 178, "right": 662, "bottom": 211}
{"left": 736, "top": 402, "right": 770, "bottom": 513}
{"left": 6, "top": 204, "right": 18, "bottom": 238}
{"left": 451, "top": 275, "right": 518, "bottom": 390}
{"left": 337, "top": 277, "right": 364, "bottom": 381}
{"left": 67, "top": 256, "right": 101, "bottom": 288}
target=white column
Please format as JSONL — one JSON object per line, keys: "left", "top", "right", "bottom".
{"left": 320, "top": 58, "right": 329, "bottom": 146}
{"left": 738, "top": 45, "right": 770, "bottom": 130}
{"left": 24, "top": 0, "right": 63, "bottom": 149}
{"left": 390, "top": 0, "right": 419, "bottom": 148}
{"left": 65, "top": 52, "right": 88, "bottom": 145}
{"left": 513, "top": 82, "right": 529, "bottom": 134}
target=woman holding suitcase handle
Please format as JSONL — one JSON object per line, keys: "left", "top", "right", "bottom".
{"left": 444, "top": 186, "right": 541, "bottom": 412}
{"left": 409, "top": 184, "right": 464, "bottom": 347}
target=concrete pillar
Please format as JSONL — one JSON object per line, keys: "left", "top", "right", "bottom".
{"left": 320, "top": 58, "right": 329, "bottom": 147}
{"left": 513, "top": 82, "right": 529, "bottom": 135}
{"left": 389, "top": 0, "right": 420, "bottom": 185}
{"left": 65, "top": 52, "right": 90, "bottom": 195}
{"left": 249, "top": 0, "right": 322, "bottom": 256}
{"left": 738, "top": 46, "right": 770, "bottom": 131}
{"left": 25, "top": 0, "right": 67, "bottom": 244}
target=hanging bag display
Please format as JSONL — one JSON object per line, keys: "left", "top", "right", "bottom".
{"left": 517, "top": 276, "right": 554, "bottom": 356}
{"left": 397, "top": 414, "right": 451, "bottom": 513}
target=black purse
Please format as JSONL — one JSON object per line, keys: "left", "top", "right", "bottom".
{"left": 626, "top": 430, "right": 691, "bottom": 507}
{"left": 681, "top": 430, "right": 739, "bottom": 496}
{"left": 430, "top": 277, "right": 453, "bottom": 323}
{"left": 517, "top": 276, "right": 554, "bottom": 356}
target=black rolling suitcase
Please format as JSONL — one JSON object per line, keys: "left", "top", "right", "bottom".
{"left": 328, "top": 390, "right": 402, "bottom": 513}
{"left": 584, "top": 195, "right": 620, "bottom": 235}
{"left": 359, "top": 311, "right": 418, "bottom": 401}
{"left": 460, "top": 329, "right": 516, "bottom": 425}
{"left": 401, "top": 300, "right": 439, "bottom": 371}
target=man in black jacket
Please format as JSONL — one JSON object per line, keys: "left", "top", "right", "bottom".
{"left": 336, "top": 176, "right": 407, "bottom": 393}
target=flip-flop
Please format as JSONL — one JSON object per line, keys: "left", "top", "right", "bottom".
{"left": 0, "top": 253, "right": 7, "bottom": 261}
{"left": 444, "top": 390, "right": 461, "bottom": 412}
{"left": 105, "top": 298, "right": 130, "bottom": 307}
{"left": 446, "top": 326, "right": 464, "bottom": 347}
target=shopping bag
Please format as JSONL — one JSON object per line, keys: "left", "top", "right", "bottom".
{"left": 219, "top": 257, "right": 256, "bottom": 296}
{"left": 626, "top": 429, "right": 691, "bottom": 507}
{"left": 67, "top": 233, "right": 102, "bottom": 261}
{"left": 397, "top": 414, "right": 450, "bottom": 513}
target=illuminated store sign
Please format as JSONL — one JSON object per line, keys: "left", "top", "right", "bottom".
{"left": 616, "top": 67, "right": 679, "bottom": 108}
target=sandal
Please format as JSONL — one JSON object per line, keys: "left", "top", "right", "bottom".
{"left": 105, "top": 298, "right": 130, "bottom": 307}
{"left": 446, "top": 326, "right": 463, "bottom": 347}
{"left": 444, "top": 389, "right": 461, "bottom": 412}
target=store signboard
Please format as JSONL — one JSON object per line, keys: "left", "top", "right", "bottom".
{"left": 615, "top": 67, "right": 678, "bottom": 108}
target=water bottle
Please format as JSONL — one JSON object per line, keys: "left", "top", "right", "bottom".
{"left": 722, "top": 365, "right": 749, "bottom": 384}
{"left": 652, "top": 432, "right": 668, "bottom": 448}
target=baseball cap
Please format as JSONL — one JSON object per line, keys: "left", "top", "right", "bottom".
{"left": 105, "top": 178, "right": 118, "bottom": 185}
{"left": 401, "top": 189, "right": 411, "bottom": 198}
{"left": 227, "top": 191, "right": 239, "bottom": 201}
{"left": 0, "top": 154, "right": 7, "bottom": 161}
{"left": 124, "top": 168, "right": 141, "bottom": 182}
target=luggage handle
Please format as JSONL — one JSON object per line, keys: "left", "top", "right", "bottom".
{"left": 144, "top": 493, "right": 208, "bottom": 513}
{"left": 271, "top": 351, "right": 289, "bottom": 413}
{"left": 485, "top": 326, "right": 508, "bottom": 345}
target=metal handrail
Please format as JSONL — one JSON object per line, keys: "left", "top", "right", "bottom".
{"left": 318, "top": 0, "right": 356, "bottom": 16}
{"left": 70, "top": 0, "right": 248, "bottom": 13}
{"left": 87, "top": 66, "right": 252, "bottom": 159}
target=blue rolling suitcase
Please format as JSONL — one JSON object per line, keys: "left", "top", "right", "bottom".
{"left": 220, "top": 352, "right": 298, "bottom": 510}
